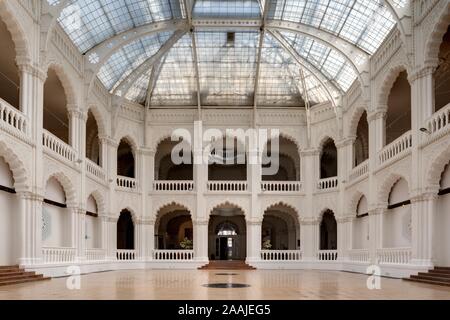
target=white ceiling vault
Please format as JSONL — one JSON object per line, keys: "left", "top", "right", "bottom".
{"left": 46, "top": 0, "right": 407, "bottom": 108}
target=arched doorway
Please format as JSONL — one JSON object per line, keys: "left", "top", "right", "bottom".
{"left": 320, "top": 139, "right": 338, "bottom": 179}
{"left": 117, "top": 139, "right": 135, "bottom": 178}
{"left": 386, "top": 71, "right": 411, "bottom": 145}
{"left": 42, "top": 177, "right": 71, "bottom": 248}
{"left": 0, "top": 156, "right": 19, "bottom": 265}
{"left": 155, "top": 204, "right": 193, "bottom": 250}
{"left": 117, "top": 210, "right": 134, "bottom": 250}
{"left": 43, "top": 68, "right": 70, "bottom": 144}
{"left": 383, "top": 178, "right": 411, "bottom": 248}
{"left": 436, "top": 161, "right": 450, "bottom": 266}
{"left": 0, "top": 18, "right": 20, "bottom": 109}
{"left": 262, "top": 137, "right": 300, "bottom": 181}
{"left": 262, "top": 204, "right": 300, "bottom": 250}
{"left": 85, "top": 195, "right": 100, "bottom": 249}
{"left": 352, "top": 196, "right": 369, "bottom": 249}
{"left": 320, "top": 210, "right": 337, "bottom": 250}
{"left": 86, "top": 110, "right": 101, "bottom": 165}
{"left": 209, "top": 204, "right": 246, "bottom": 261}
{"left": 354, "top": 112, "right": 369, "bottom": 167}
{"left": 155, "top": 137, "right": 193, "bottom": 180}
{"left": 434, "top": 25, "right": 450, "bottom": 112}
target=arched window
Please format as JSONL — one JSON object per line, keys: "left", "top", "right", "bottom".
{"left": 320, "top": 210, "right": 337, "bottom": 250}
{"left": 434, "top": 25, "right": 450, "bottom": 112}
{"left": 354, "top": 111, "right": 369, "bottom": 167}
{"left": 0, "top": 18, "right": 20, "bottom": 109}
{"left": 43, "top": 69, "right": 69, "bottom": 144}
{"left": 155, "top": 138, "right": 193, "bottom": 180}
{"left": 86, "top": 111, "right": 101, "bottom": 165}
{"left": 117, "top": 210, "right": 134, "bottom": 250}
{"left": 86, "top": 195, "right": 101, "bottom": 249}
{"left": 386, "top": 71, "right": 411, "bottom": 145}
{"left": 320, "top": 139, "right": 338, "bottom": 179}
{"left": 117, "top": 139, "right": 135, "bottom": 178}
{"left": 263, "top": 137, "right": 300, "bottom": 181}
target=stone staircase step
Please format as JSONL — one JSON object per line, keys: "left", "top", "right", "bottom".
{"left": 404, "top": 277, "right": 450, "bottom": 287}
{"left": 0, "top": 265, "right": 50, "bottom": 287}
{"left": 411, "top": 275, "right": 450, "bottom": 283}
{"left": 0, "top": 276, "right": 51, "bottom": 287}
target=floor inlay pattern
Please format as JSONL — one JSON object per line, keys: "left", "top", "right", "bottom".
{"left": 0, "top": 270, "right": 449, "bottom": 300}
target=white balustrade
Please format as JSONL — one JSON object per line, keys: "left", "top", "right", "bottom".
{"left": 207, "top": 181, "right": 248, "bottom": 192}
{"left": 376, "top": 247, "right": 411, "bottom": 265}
{"left": 317, "top": 250, "right": 338, "bottom": 261}
{"left": 43, "top": 130, "right": 77, "bottom": 162}
{"left": 348, "top": 249, "right": 370, "bottom": 263}
{"left": 153, "top": 250, "right": 194, "bottom": 261}
{"left": 317, "top": 177, "right": 338, "bottom": 190}
{"left": 261, "top": 181, "right": 302, "bottom": 192}
{"left": 116, "top": 249, "right": 137, "bottom": 261}
{"left": 261, "top": 250, "right": 303, "bottom": 261}
{"left": 85, "top": 159, "right": 106, "bottom": 181}
{"left": 425, "top": 103, "right": 450, "bottom": 137}
{"left": 153, "top": 180, "right": 194, "bottom": 192}
{"left": 85, "top": 248, "right": 106, "bottom": 261}
{"left": 378, "top": 131, "right": 412, "bottom": 165}
{"left": 42, "top": 247, "right": 76, "bottom": 263}
{"left": 117, "top": 176, "right": 138, "bottom": 190}
{"left": 349, "top": 160, "right": 369, "bottom": 182}
{"left": 0, "top": 98, "right": 28, "bottom": 134}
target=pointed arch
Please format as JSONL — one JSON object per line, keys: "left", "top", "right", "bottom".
{"left": 88, "top": 190, "right": 106, "bottom": 216}
{"left": 378, "top": 173, "right": 409, "bottom": 206}
{"left": 45, "top": 172, "right": 77, "bottom": 207}
{"left": 348, "top": 106, "right": 369, "bottom": 138}
{"left": 377, "top": 64, "right": 409, "bottom": 107}
{"left": 208, "top": 200, "right": 247, "bottom": 219}
{"left": 427, "top": 141, "right": 450, "bottom": 192}
{"left": 348, "top": 191, "right": 368, "bottom": 217}
{"left": 424, "top": 1, "right": 450, "bottom": 65}
{"left": 0, "top": 0, "right": 30, "bottom": 60}
{"left": 0, "top": 139, "right": 29, "bottom": 190}
{"left": 45, "top": 62, "right": 78, "bottom": 106}
{"left": 86, "top": 104, "right": 107, "bottom": 138}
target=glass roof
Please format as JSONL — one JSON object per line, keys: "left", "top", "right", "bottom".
{"left": 50, "top": 0, "right": 402, "bottom": 107}
{"left": 196, "top": 31, "right": 260, "bottom": 106}
{"left": 268, "top": 0, "right": 396, "bottom": 54}
{"left": 98, "top": 31, "right": 173, "bottom": 91}
{"left": 193, "top": 0, "right": 262, "bottom": 19}
{"left": 49, "top": 0, "right": 183, "bottom": 53}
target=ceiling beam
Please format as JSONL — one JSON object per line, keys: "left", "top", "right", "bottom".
{"left": 84, "top": 20, "right": 188, "bottom": 93}
{"left": 269, "top": 30, "right": 340, "bottom": 107}
{"left": 190, "top": 31, "right": 202, "bottom": 112}
{"left": 113, "top": 30, "right": 186, "bottom": 96}
{"left": 145, "top": 56, "right": 167, "bottom": 107}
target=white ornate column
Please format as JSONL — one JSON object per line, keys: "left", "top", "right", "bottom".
{"left": 336, "top": 216, "right": 352, "bottom": 261}
{"left": 193, "top": 219, "right": 208, "bottom": 263}
{"left": 17, "top": 191, "right": 44, "bottom": 265}
{"left": 246, "top": 219, "right": 262, "bottom": 264}
{"left": 67, "top": 105, "right": 86, "bottom": 153}
{"left": 106, "top": 216, "right": 118, "bottom": 260}
{"left": 73, "top": 207, "right": 86, "bottom": 261}
{"left": 300, "top": 217, "right": 319, "bottom": 261}
{"left": 368, "top": 207, "right": 385, "bottom": 265}
{"left": 410, "top": 191, "right": 438, "bottom": 267}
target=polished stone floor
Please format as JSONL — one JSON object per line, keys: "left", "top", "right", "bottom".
{"left": 0, "top": 270, "right": 449, "bottom": 300}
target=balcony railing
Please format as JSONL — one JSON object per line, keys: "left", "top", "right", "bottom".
{"left": 425, "top": 103, "right": 450, "bottom": 139}
{"left": 43, "top": 130, "right": 77, "bottom": 163}
{"left": 153, "top": 180, "right": 194, "bottom": 192}
{"left": 0, "top": 98, "right": 27, "bottom": 135}
{"left": 348, "top": 249, "right": 370, "bottom": 263}
{"left": 207, "top": 181, "right": 248, "bottom": 192}
{"left": 317, "top": 177, "right": 338, "bottom": 191}
{"left": 261, "top": 181, "right": 302, "bottom": 192}
{"left": 378, "top": 131, "right": 412, "bottom": 165}
{"left": 85, "top": 159, "right": 106, "bottom": 181}
{"left": 153, "top": 250, "right": 194, "bottom": 261}
{"left": 376, "top": 247, "right": 411, "bottom": 265}
{"left": 349, "top": 160, "right": 369, "bottom": 182}
{"left": 116, "top": 249, "right": 137, "bottom": 261}
{"left": 261, "top": 250, "right": 303, "bottom": 261}
{"left": 42, "top": 247, "right": 76, "bottom": 263}
{"left": 85, "top": 248, "right": 106, "bottom": 261}
{"left": 117, "top": 176, "right": 138, "bottom": 190}
{"left": 317, "top": 250, "right": 338, "bottom": 261}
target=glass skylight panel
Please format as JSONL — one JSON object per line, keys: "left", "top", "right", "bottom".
{"left": 125, "top": 69, "right": 152, "bottom": 103}
{"left": 257, "top": 35, "right": 304, "bottom": 107}
{"left": 196, "top": 31, "right": 260, "bottom": 106}
{"left": 193, "top": 0, "right": 261, "bottom": 19}
{"left": 150, "top": 34, "right": 197, "bottom": 106}
{"left": 268, "top": 0, "right": 397, "bottom": 54}
{"left": 281, "top": 32, "right": 357, "bottom": 91}
{"left": 56, "top": 0, "right": 182, "bottom": 53}
{"left": 98, "top": 31, "right": 172, "bottom": 91}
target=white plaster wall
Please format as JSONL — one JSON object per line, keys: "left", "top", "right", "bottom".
{"left": 436, "top": 163, "right": 450, "bottom": 266}
{"left": 353, "top": 216, "right": 369, "bottom": 249}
